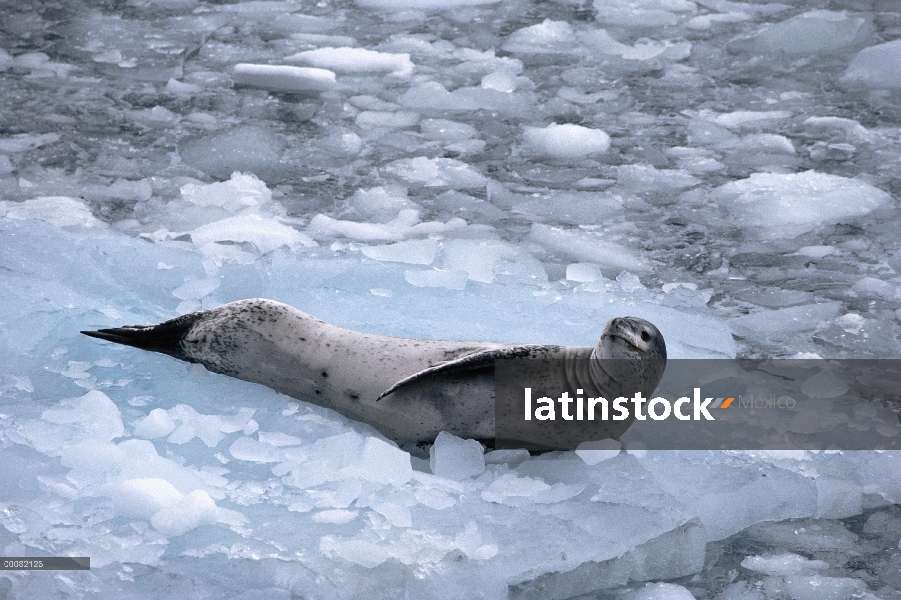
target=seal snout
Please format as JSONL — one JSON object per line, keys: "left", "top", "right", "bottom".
{"left": 81, "top": 311, "right": 203, "bottom": 362}
{"left": 599, "top": 316, "right": 667, "bottom": 361}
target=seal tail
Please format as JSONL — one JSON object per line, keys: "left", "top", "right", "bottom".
{"left": 81, "top": 312, "right": 201, "bottom": 362}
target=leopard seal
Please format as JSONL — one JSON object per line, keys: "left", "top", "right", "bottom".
{"left": 82, "top": 299, "right": 666, "bottom": 448}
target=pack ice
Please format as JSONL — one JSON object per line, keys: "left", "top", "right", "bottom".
{"left": 1, "top": 0, "right": 900, "bottom": 598}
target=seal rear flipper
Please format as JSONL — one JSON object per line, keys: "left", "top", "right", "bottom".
{"left": 376, "top": 346, "right": 540, "bottom": 401}
{"left": 81, "top": 312, "right": 202, "bottom": 362}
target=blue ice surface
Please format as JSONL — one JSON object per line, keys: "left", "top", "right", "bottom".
{"left": 1, "top": 217, "right": 898, "bottom": 599}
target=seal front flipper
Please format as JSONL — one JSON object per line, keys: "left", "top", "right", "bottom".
{"left": 81, "top": 312, "right": 203, "bottom": 362}
{"left": 376, "top": 346, "right": 544, "bottom": 401}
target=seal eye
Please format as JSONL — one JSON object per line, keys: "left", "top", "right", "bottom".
{"left": 641, "top": 331, "right": 650, "bottom": 342}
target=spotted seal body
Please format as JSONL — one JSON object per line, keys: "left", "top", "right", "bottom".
{"left": 82, "top": 299, "right": 666, "bottom": 447}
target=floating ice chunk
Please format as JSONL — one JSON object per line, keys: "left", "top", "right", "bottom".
{"left": 398, "top": 81, "right": 535, "bottom": 115}
{"left": 429, "top": 432, "right": 485, "bottom": 480}
{"left": 576, "top": 439, "right": 621, "bottom": 465}
{"left": 285, "top": 47, "right": 414, "bottom": 79}
{"left": 720, "top": 581, "right": 765, "bottom": 600}
{"left": 290, "top": 33, "right": 358, "bottom": 47}
{"left": 745, "top": 518, "right": 859, "bottom": 553}
{"left": 800, "top": 369, "right": 850, "bottom": 398}
{"left": 617, "top": 271, "right": 646, "bottom": 293}
{"left": 286, "top": 433, "right": 411, "bottom": 487}
{"left": 439, "top": 239, "right": 520, "bottom": 284}
{"left": 150, "top": 489, "right": 218, "bottom": 536}
{"left": 736, "top": 133, "right": 796, "bottom": 155}
{"left": 356, "top": 437, "right": 412, "bottom": 486}
{"left": 398, "top": 81, "right": 480, "bottom": 111}
{"left": 163, "top": 404, "right": 256, "bottom": 448}
{"left": 530, "top": 224, "right": 648, "bottom": 273}
{"left": 134, "top": 408, "right": 177, "bottom": 439}
{"left": 12, "top": 52, "right": 75, "bottom": 77}
{"left": 356, "top": 0, "right": 498, "bottom": 8}
{"left": 853, "top": 277, "right": 897, "bottom": 299}
{"left": 345, "top": 186, "right": 419, "bottom": 223}
{"left": 355, "top": 110, "right": 420, "bottom": 129}
{"left": 741, "top": 553, "right": 829, "bottom": 576}
{"left": 0, "top": 47, "right": 12, "bottom": 71}
{"left": 626, "top": 583, "right": 697, "bottom": 600}
{"left": 13, "top": 390, "right": 124, "bottom": 455}
{"left": 514, "top": 190, "right": 624, "bottom": 225}
{"left": 729, "top": 302, "right": 841, "bottom": 336}
{"left": 481, "top": 473, "right": 584, "bottom": 506}
{"left": 712, "top": 110, "right": 792, "bottom": 129}
{"left": 405, "top": 268, "right": 469, "bottom": 290}
{"left": 710, "top": 171, "right": 890, "bottom": 239}
{"left": 566, "top": 263, "right": 601, "bottom": 283}
{"left": 361, "top": 239, "right": 437, "bottom": 265}
{"left": 0, "top": 132, "right": 59, "bottom": 153}
{"left": 229, "top": 436, "right": 284, "bottom": 463}
{"left": 14, "top": 52, "right": 48, "bottom": 69}
{"left": 453, "top": 47, "right": 524, "bottom": 76}
{"left": 172, "top": 278, "right": 220, "bottom": 301}
{"left": 420, "top": 118, "right": 476, "bottom": 141}
{"left": 844, "top": 40, "right": 901, "bottom": 88}
{"left": 92, "top": 48, "right": 134, "bottom": 68}
{"left": 308, "top": 209, "right": 465, "bottom": 242}
{"left": 0, "top": 374, "right": 34, "bottom": 393}
{"left": 385, "top": 156, "right": 487, "bottom": 188}
{"left": 179, "top": 126, "right": 287, "bottom": 181}
{"left": 503, "top": 20, "right": 575, "bottom": 54}
{"left": 180, "top": 172, "right": 272, "bottom": 212}
{"left": 483, "top": 473, "right": 550, "bottom": 497}
{"left": 580, "top": 29, "right": 691, "bottom": 61}
{"left": 617, "top": 164, "right": 700, "bottom": 191}
{"left": 111, "top": 478, "right": 183, "bottom": 520}
{"left": 592, "top": 0, "right": 693, "bottom": 27}
{"left": 752, "top": 10, "right": 874, "bottom": 54}
{"left": 83, "top": 178, "right": 153, "bottom": 203}
{"left": 769, "top": 575, "right": 866, "bottom": 600}
{"left": 414, "top": 486, "right": 458, "bottom": 510}
{"left": 2, "top": 196, "right": 104, "bottom": 230}
{"left": 484, "top": 449, "right": 529, "bottom": 466}
{"left": 312, "top": 509, "right": 358, "bottom": 524}
{"left": 317, "top": 129, "right": 363, "bottom": 157}
{"left": 802, "top": 116, "right": 871, "bottom": 143}
{"left": 321, "top": 538, "right": 388, "bottom": 568}
{"left": 663, "top": 282, "right": 698, "bottom": 293}
{"left": 258, "top": 431, "right": 302, "bottom": 447}
{"left": 636, "top": 453, "right": 818, "bottom": 540}
{"left": 481, "top": 70, "right": 518, "bottom": 92}
{"left": 165, "top": 78, "right": 202, "bottom": 95}
{"left": 523, "top": 123, "right": 610, "bottom": 159}
{"left": 232, "top": 63, "right": 336, "bottom": 93}
{"left": 60, "top": 438, "right": 126, "bottom": 478}
{"left": 190, "top": 214, "right": 316, "bottom": 255}
{"left": 835, "top": 313, "right": 865, "bottom": 335}
{"left": 686, "top": 12, "right": 750, "bottom": 30}
{"left": 371, "top": 501, "right": 412, "bottom": 527}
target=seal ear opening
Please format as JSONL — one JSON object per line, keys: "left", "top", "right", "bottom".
{"left": 81, "top": 312, "right": 201, "bottom": 362}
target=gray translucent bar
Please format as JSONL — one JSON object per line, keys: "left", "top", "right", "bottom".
{"left": 495, "top": 359, "right": 901, "bottom": 450}
{"left": 0, "top": 557, "right": 90, "bottom": 570}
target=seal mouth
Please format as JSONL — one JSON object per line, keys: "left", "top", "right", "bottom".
{"left": 602, "top": 318, "right": 644, "bottom": 353}
{"left": 81, "top": 312, "right": 202, "bottom": 362}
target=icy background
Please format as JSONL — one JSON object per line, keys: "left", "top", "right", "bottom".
{"left": 1, "top": 0, "right": 901, "bottom": 598}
